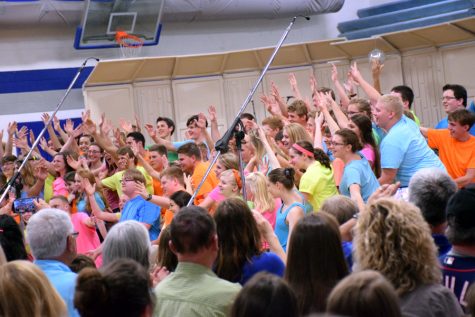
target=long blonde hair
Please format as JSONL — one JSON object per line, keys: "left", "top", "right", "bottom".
{"left": 354, "top": 198, "right": 441, "bottom": 296}
{"left": 284, "top": 123, "right": 312, "bottom": 146}
{"left": 245, "top": 172, "right": 275, "bottom": 213}
{"left": 0, "top": 260, "right": 67, "bottom": 317}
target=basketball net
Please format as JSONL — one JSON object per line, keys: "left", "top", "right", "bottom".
{"left": 115, "top": 31, "right": 144, "bottom": 59}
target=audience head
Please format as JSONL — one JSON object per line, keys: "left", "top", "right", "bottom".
{"left": 69, "top": 254, "right": 96, "bottom": 273}
{"left": 218, "top": 169, "right": 242, "bottom": 197}
{"left": 160, "top": 166, "right": 185, "bottom": 196}
{"left": 169, "top": 190, "right": 192, "bottom": 213}
{"left": 75, "top": 258, "right": 154, "bottom": 317}
{"left": 215, "top": 153, "right": 239, "bottom": 178}
{"left": 214, "top": 198, "right": 261, "bottom": 282}
{"left": 87, "top": 143, "right": 103, "bottom": 164}
{"left": 326, "top": 270, "right": 402, "bottom": 317}
{"left": 374, "top": 94, "right": 404, "bottom": 130}
{"left": 116, "top": 146, "right": 137, "bottom": 169}
{"left": 169, "top": 206, "right": 217, "bottom": 263}
{"left": 287, "top": 100, "right": 308, "bottom": 125}
{"left": 447, "top": 109, "right": 475, "bottom": 138}
{"left": 49, "top": 195, "right": 71, "bottom": 212}
{"left": 290, "top": 140, "right": 332, "bottom": 170}
{"left": 121, "top": 168, "right": 146, "bottom": 198}
{"left": 26, "top": 208, "right": 76, "bottom": 264}
{"left": 443, "top": 84, "right": 467, "bottom": 111}
{"left": 347, "top": 98, "right": 372, "bottom": 118}
{"left": 0, "top": 215, "right": 28, "bottom": 262}
{"left": 446, "top": 186, "right": 475, "bottom": 246}
{"left": 102, "top": 220, "right": 151, "bottom": 270}
{"left": 285, "top": 212, "right": 348, "bottom": 314}
{"left": 320, "top": 195, "right": 358, "bottom": 225}
{"left": 148, "top": 144, "right": 168, "bottom": 170}
{"left": 177, "top": 143, "right": 202, "bottom": 173}
{"left": 53, "top": 151, "right": 74, "bottom": 175}
{"left": 156, "top": 116, "right": 176, "bottom": 137}
{"left": 282, "top": 123, "right": 312, "bottom": 149}
{"left": 408, "top": 168, "right": 457, "bottom": 228}
{"left": 240, "top": 113, "right": 256, "bottom": 132}
{"left": 391, "top": 85, "right": 414, "bottom": 110}
{"left": 317, "top": 87, "right": 336, "bottom": 101}
{"left": 231, "top": 272, "right": 299, "bottom": 317}
{"left": 156, "top": 226, "right": 178, "bottom": 271}
{"left": 245, "top": 172, "right": 275, "bottom": 212}
{"left": 186, "top": 115, "right": 207, "bottom": 140}
{"left": 126, "top": 132, "right": 146, "bottom": 149}
{"left": 333, "top": 128, "right": 363, "bottom": 154}
{"left": 355, "top": 198, "right": 441, "bottom": 296}
{"left": 262, "top": 116, "right": 284, "bottom": 138}
{"left": 0, "top": 260, "right": 67, "bottom": 317}
{"left": 268, "top": 168, "right": 295, "bottom": 195}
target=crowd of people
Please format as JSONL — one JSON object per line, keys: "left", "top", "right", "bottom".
{"left": 0, "top": 60, "right": 474, "bottom": 317}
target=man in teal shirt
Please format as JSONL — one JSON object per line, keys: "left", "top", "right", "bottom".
{"left": 154, "top": 206, "right": 241, "bottom": 317}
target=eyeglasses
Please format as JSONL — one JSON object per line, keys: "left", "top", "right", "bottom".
{"left": 441, "top": 96, "right": 457, "bottom": 101}
{"left": 88, "top": 150, "right": 101, "bottom": 154}
{"left": 330, "top": 141, "right": 346, "bottom": 147}
{"left": 347, "top": 111, "right": 362, "bottom": 116}
{"left": 70, "top": 232, "right": 79, "bottom": 239}
{"left": 121, "top": 178, "right": 135, "bottom": 184}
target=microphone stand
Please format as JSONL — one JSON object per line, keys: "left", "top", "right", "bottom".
{"left": 0, "top": 57, "right": 100, "bottom": 205}
{"left": 187, "top": 16, "right": 309, "bottom": 206}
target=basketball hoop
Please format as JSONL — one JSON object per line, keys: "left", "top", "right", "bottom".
{"left": 115, "top": 31, "right": 144, "bottom": 58}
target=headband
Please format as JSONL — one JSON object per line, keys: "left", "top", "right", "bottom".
{"left": 231, "top": 169, "right": 242, "bottom": 189}
{"left": 292, "top": 143, "right": 314, "bottom": 158}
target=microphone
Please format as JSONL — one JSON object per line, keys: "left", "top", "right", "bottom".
{"left": 79, "top": 57, "right": 100, "bottom": 69}
{"left": 299, "top": 15, "right": 311, "bottom": 20}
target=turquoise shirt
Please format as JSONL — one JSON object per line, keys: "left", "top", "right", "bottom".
{"left": 340, "top": 156, "right": 380, "bottom": 202}
{"left": 35, "top": 259, "right": 79, "bottom": 317}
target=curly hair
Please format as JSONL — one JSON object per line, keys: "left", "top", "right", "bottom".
{"left": 354, "top": 198, "right": 441, "bottom": 296}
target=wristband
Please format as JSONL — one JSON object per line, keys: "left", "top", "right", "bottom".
{"left": 146, "top": 194, "right": 153, "bottom": 201}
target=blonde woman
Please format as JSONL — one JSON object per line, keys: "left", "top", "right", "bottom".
{"left": 354, "top": 198, "right": 463, "bottom": 317}
{"left": 245, "top": 172, "right": 280, "bottom": 228}
{"left": 282, "top": 123, "right": 312, "bottom": 151}
{"left": 0, "top": 260, "right": 67, "bottom": 317}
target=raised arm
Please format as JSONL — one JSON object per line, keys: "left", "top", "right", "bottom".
{"left": 83, "top": 178, "right": 118, "bottom": 223}
{"left": 208, "top": 105, "right": 221, "bottom": 142}
{"left": 349, "top": 62, "right": 381, "bottom": 105}
{"left": 271, "top": 82, "right": 289, "bottom": 117}
{"left": 371, "top": 59, "right": 384, "bottom": 94}
{"left": 331, "top": 64, "right": 351, "bottom": 109}
{"left": 288, "top": 73, "right": 303, "bottom": 101}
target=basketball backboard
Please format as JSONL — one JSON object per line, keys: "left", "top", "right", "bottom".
{"left": 74, "top": 0, "right": 164, "bottom": 49}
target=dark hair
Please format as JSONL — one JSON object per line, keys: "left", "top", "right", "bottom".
{"left": 149, "top": 144, "right": 168, "bottom": 157}
{"left": 187, "top": 115, "right": 208, "bottom": 128}
{"left": 285, "top": 213, "right": 348, "bottom": 314}
{"left": 231, "top": 272, "right": 299, "bottom": 317}
{"left": 169, "top": 190, "right": 192, "bottom": 208}
{"left": 126, "top": 132, "right": 146, "bottom": 147}
{"left": 327, "top": 270, "right": 402, "bottom": 317}
{"left": 69, "top": 254, "right": 96, "bottom": 273}
{"left": 55, "top": 151, "right": 75, "bottom": 174}
{"left": 448, "top": 108, "right": 475, "bottom": 129}
{"left": 443, "top": 84, "right": 467, "bottom": 107}
{"left": 335, "top": 129, "right": 362, "bottom": 153}
{"left": 292, "top": 141, "right": 332, "bottom": 170}
{"left": 1, "top": 155, "right": 17, "bottom": 165}
{"left": 157, "top": 226, "right": 178, "bottom": 271}
{"left": 275, "top": 130, "right": 284, "bottom": 142}
{"left": 268, "top": 168, "right": 295, "bottom": 190}
{"left": 349, "top": 115, "right": 381, "bottom": 177}
{"left": 116, "top": 146, "right": 137, "bottom": 165}
{"left": 176, "top": 143, "right": 202, "bottom": 160}
{"left": 391, "top": 85, "right": 414, "bottom": 109}
{"left": 240, "top": 113, "right": 255, "bottom": 121}
{"left": 156, "top": 117, "right": 176, "bottom": 135}
{"left": 317, "top": 87, "right": 336, "bottom": 101}
{"left": 170, "top": 206, "right": 216, "bottom": 254}
{"left": 214, "top": 198, "right": 262, "bottom": 283}
{"left": 64, "top": 171, "right": 76, "bottom": 183}
{"left": 74, "top": 258, "right": 153, "bottom": 317}
{"left": 348, "top": 98, "right": 372, "bottom": 117}
{"left": 0, "top": 215, "right": 28, "bottom": 261}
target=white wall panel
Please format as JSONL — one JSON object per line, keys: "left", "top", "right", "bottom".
{"left": 223, "top": 72, "right": 266, "bottom": 128}
{"left": 402, "top": 49, "right": 445, "bottom": 127}
{"left": 441, "top": 44, "right": 475, "bottom": 100}
{"left": 171, "top": 77, "right": 226, "bottom": 140}
{"left": 84, "top": 85, "right": 135, "bottom": 131}
{"left": 134, "top": 81, "right": 175, "bottom": 143}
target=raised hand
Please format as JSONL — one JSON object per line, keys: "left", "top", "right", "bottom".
{"left": 35, "top": 160, "right": 49, "bottom": 181}
{"left": 81, "top": 178, "right": 96, "bottom": 197}
{"left": 81, "top": 109, "right": 91, "bottom": 123}
{"left": 63, "top": 119, "right": 75, "bottom": 136}
{"left": 82, "top": 119, "right": 97, "bottom": 135}
{"left": 119, "top": 118, "right": 133, "bottom": 133}
{"left": 349, "top": 61, "right": 363, "bottom": 83}
{"left": 133, "top": 181, "right": 148, "bottom": 198}
{"left": 309, "top": 73, "right": 318, "bottom": 94}
{"left": 66, "top": 155, "right": 81, "bottom": 170}
{"left": 53, "top": 116, "right": 61, "bottom": 131}
{"left": 371, "top": 58, "right": 384, "bottom": 76}
{"left": 41, "top": 113, "right": 51, "bottom": 125}
{"left": 7, "top": 121, "right": 17, "bottom": 136}
{"left": 134, "top": 114, "right": 142, "bottom": 133}
{"left": 208, "top": 105, "right": 217, "bottom": 122}
{"left": 144, "top": 123, "right": 157, "bottom": 139}
{"left": 331, "top": 63, "right": 339, "bottom": 82}
{"left": 197, "top": 113, "right": 207, "bottom": 130}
